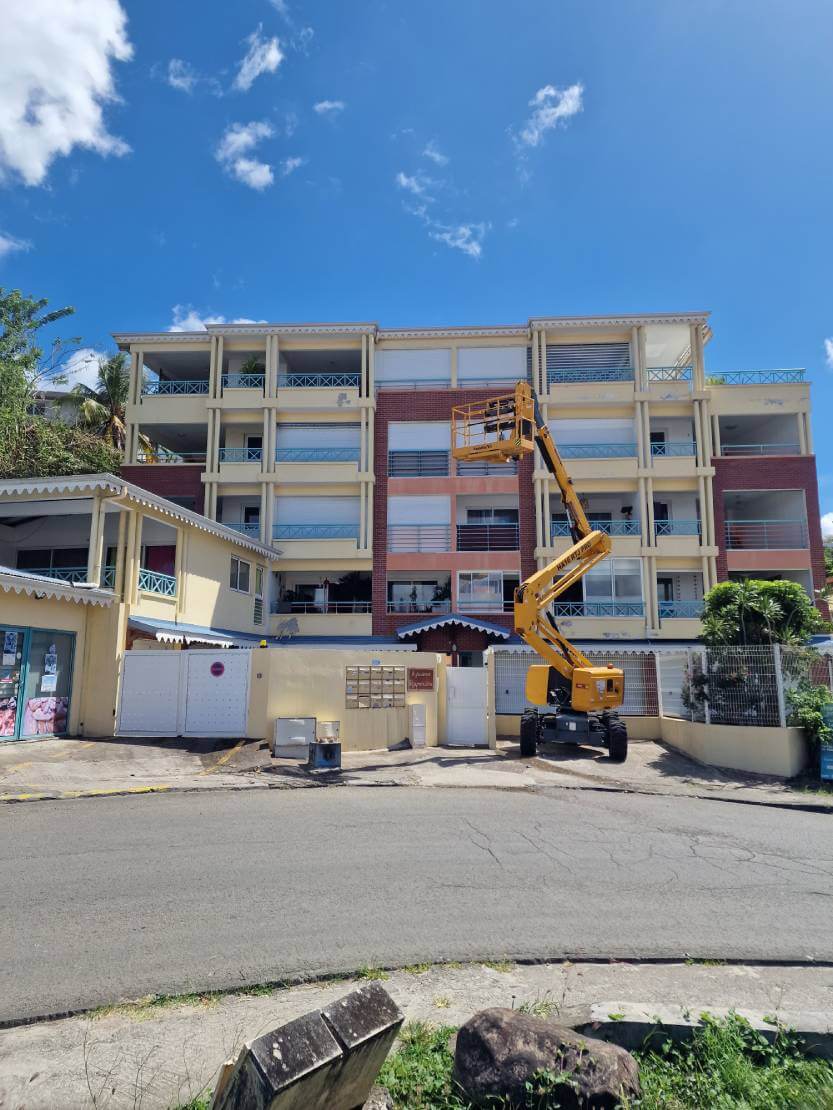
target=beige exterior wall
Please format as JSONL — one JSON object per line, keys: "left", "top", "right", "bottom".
{"left": 660, "top": 716, "right": 810, "bottom": 778}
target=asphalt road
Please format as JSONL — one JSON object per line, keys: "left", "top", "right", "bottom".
{"left": 2, "top": 786, "right": 833, "bottom": 1023}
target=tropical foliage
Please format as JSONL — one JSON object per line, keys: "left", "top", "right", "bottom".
{"left": 67, "top": 351, "right": 138, "bottom": 452}
{"left": 700, "top": 579, "right": 824, "bottom": 646}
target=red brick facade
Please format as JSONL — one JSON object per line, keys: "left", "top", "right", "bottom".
{"left": 372, "top": 388, "right": 535, "bottom": 650}
{"left": 121, "top": 465, "right": 205, "bottom": 514}
{"left": 712, "top": 454, "right": 826, "bottom": 603}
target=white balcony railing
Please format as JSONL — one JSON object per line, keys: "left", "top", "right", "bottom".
{"left": 724, "top": 519, "right": 809, "bottom": 549}
{"left": 721, "top": 443, "right": 801, "bottom": 457}
{"left": 387, "top": 524, "right": 451, "bottom": 552}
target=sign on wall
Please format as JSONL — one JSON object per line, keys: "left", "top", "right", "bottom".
{"left": 407, "top": 667, "right": 435, "bottom": 691}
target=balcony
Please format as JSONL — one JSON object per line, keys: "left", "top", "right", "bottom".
{"left": 227, "top": 521, "right": 261, "bottom": 537}
{"left": 457, "top": 459, "right": 518, "bottom": 477}
{"left": 387, "top": 524, "right": 451, "bottom": 552}
{"left": 551, "top": 602, "right": 645, "bottom": 617}
{"left": 376, "top": 378, "right": 451, "bottom": 391}
{"left": 559, "top": 443, "right": 638, "bottom": 459}
{"left": 276, "top": 600, "right": 372, "bottom": 614}
{"left": 709, "top": 368, "right": 805, "bottom": 385}
{"left": 18, "top": 564, "right": 118, "bottom": 587}
{"left": 388, "top": 450, "right": 449, "bottom": 478}
{"left": 136, "top": 448, "right": 207, "bottom": 464}
{"left": 724, "top": 519, "right": 808, "bottom": 550}
{"left": 276, "top": 447, "right": 360, "bottom": 463}
{"left": 547, "top": 368, "right": 634, "bottom": 385}
{"left": 457, "top": 599, "right": 513, "bottom": 614}
{"left": 647, "top": 366, "right": 692, "bottom": 383}
{"left": 456, "top": 524, "right": 519, "bottom": 551}
{"left": 721, "top": 443, "right": 801, "bottom": 457}
{"left": 222, "top": 373, "right": 265, "bottom": 391}
{"left": 551, "top": 519, "right": 639, "bottom": 539}
{"left": 655, "top": 519, "right": 701, "bottom": 537}
{"left": 387, "top": 599, "right": 451, "bottom": 614}
{"left": 138, "top": 568, "right": 176, "bottom": 596}
{"left": 218, "top": 447, "right": 262, "bottom": 463}
{"left": 142, "top": 380, "right": 209, "bottom": 396}
{"left": 273, "top": 524, "right": 359, "bottom": 540}
{"left": 650, "top": 441, "right": 696, "bottom": 457}
{"left": 278, "top": 371, "right": 360, "bottom": 389}
{"left": 659, "top": 601, "right": 704, "bottom": 619}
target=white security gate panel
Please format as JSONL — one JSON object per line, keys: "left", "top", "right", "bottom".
{"left": 446, "top": 668, "right": 488, "bottom": 746}
{"left": 184, "top": 652, "right": 250, "bottom": 736}
{"left": 118, "top": 653, "right": 180, "bottom": 735}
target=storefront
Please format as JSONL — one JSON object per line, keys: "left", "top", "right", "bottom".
{"left": 0, "top": 626, "right": 76, "bottom": 741}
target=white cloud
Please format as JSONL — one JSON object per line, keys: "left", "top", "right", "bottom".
{"left": 825, "top": 338, "right": 833, "bottom": 370}
{"left": 395, "top": 171, "right": 432, "bottom": 198}
{"left": 215, "top": 121, "right": 275, "bottom": 190}
{"left": 169, "top": 306, "right": 264, "bottom": 332}
{"left": 516, "top": 82, "right": 584, "bottom": 149}
{"left": 313, "top": 100, "right": 345, "bottom": 117}
{"left": 428, "top": 222, "right": 488, "bottom": 260}
{"left": 0, "top": 0, "right": 133, "bottom": 186}
{"left": 422, "top": 140, "right": 448, "bottom": 166}
{"left": 269, "top": 0, "right": 291, "bottom": 17}
{"left": 167, "top": 58, "right": 198, "bottom": 93}
{"left": 0, "top": 232, "right": 31, "bottom": 259}
{"left": 59, "top": 347, "right": 106, "bottom": 390}
{"left": 281, "top": 156, "right": 304, "bottom": 177}
{"left": 233, "top": 27, "right": 284, "bottom": 93}
{"left": 822, "top": 512, "right": 833, "bottom": 541}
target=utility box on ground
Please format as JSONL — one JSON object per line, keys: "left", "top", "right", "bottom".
{"left": 273, "top": 717, "right": 315, "bottom": 760}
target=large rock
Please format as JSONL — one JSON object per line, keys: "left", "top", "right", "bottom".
{"left": 453, "top": 1008, "right": 640, "bottom": 1108}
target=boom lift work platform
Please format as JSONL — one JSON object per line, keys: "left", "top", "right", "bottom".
{"left": 451, "top": 381, "right": 628, "bottom": 762}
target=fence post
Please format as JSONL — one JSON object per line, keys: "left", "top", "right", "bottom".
{"left": 773, "top": 644, "right": 787, "bottom": 728}
{"left": 699, "top": 647, "right": 710, "bottom": 725}
{"left": 655, "top": 652, "right": 664, "bottom": 718}
{"left": 828, "top": 654, "right": 833, "bottom": 694}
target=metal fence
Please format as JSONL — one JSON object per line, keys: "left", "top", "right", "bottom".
{"left": 492, "top": 649, "right": 658, "bottom": 717}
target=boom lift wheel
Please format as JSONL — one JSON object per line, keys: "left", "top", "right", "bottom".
{"left": 606, "top": 716, "right": 628, "bottom": 763}
{"left": 519, "top": 710, "right": 538, "bottom": 758}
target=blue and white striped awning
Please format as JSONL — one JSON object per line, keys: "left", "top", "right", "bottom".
{"left": 395, "top": 612, "right": 511, "bottom": 640}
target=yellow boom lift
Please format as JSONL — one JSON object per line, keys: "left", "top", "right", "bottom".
{"left": 452, "top": 381, "right": 628, "bottom": 762}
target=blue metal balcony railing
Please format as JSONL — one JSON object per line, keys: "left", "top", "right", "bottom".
{"left": 456, "top": 524, "right": 519, "bottom": 551}
{"left": 24, "top": 565, "right": 118, "bottom": 587}
{"left": 559, "top": 443, "right": 638, "bottom": 459}
{"left": 278, "top": 372, "right": 361, "bottom": 389}
{"left": 227, "top": 521, "right": 261, "bottom": 536}
{"left": 222, "top": 373, "right": 265, "bottom": 390}
{"left": 102, "top": 566, "right": 116, "bottom": 588}
{"left": 376, "top": 378, "right": 451, "bottom": 391}
{"left": 647, "top": 366, "right": 693, "bottom": 383}
{"left": 548, "top": 368, "right": 634, "bottom": 385}
{"left": 388, "top": 450, "right": 450, "bottom": 477}
{"left": 457, "top": 459, "right": 519, "bottom": 477}
{"left": 387, "top": 599, "right": 451, "bottom": 614}
{"left": 724, "top": 519, "right": 809, "bottom": 550}
{"left": 142, "top": 380, "right": 210, "bottom": 396}
{"left": 708, "top": 369, "right": 805, "bottom": 385}
{"left": 659, "top": 601, "right": 704, "bottom": 619}
{"left": 655, "top": 520, "right": 701, "bottom": 537}
{"left": 387, "top": 524, "right": 451, "bottom": 552}
{"left": 721, "top": 443, "right": 801, "bottom": 457}
{"left": 276, "top": 447, "right": 360, "bottom": 463}
{"left": 138, "top": 568, "right": 177, "bottom": 596}
{"left": 552, "top": 602, "right": 645, "bottom": 618}
{"left": 551, "top": 519, "right": 640, "bottom": 538}
{"left": 650, "top": 441, "right": 696, "bottom": 457}
{"left": 136, "top": 448, "right": 207, "bottom": 464}
{"left": 219, "top": 447, "right": 262, "bottom": 463}
{"left": 273, "top": 524, "right": 359, "bottom": 540}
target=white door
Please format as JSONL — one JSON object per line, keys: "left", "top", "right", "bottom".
{"left": 118, "top": 652, "right": 181, "bottom": 735}
{"left": 446, "top": 667, "right": 488, "bottom": 746}
{"left": 184, "top": 651, "right": 250, "bottom": 736}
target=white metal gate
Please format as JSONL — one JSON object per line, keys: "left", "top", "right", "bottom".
{"left": 657, "top": 650, "right": 690, "bottom": 719}
{"left": 117, "top": 650, "right": 251, "bottom": 737}
{"left": 446, "top": 667, "right": 488, "bottom": 746}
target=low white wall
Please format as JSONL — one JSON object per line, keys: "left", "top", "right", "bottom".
{"left": 660, "top": 716, "right": 810, "bottom": 778}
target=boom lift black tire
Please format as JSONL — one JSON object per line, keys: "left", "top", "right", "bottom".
{"left": 519, "top": 711, "right": 538, "bottom": 758}
{"left": 607, "top": 716, "right": 628, "bottom": 763}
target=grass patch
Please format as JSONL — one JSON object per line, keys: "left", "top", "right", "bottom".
{"left": 480, "top": 960, "right": 514, "bottom": 973}
{"left": 516, "top": 993, "right": 560, "bottom": 1020}
{"left": 684, "top": 957, "right": 726, "bottom": 968}
{"left": 357, "top": 964, "right": 390, "bottom": 981}
{"left": 377, "top": 1015, "right": 833, "bottom": 1109}
{"left": 89, "top": 991, "right": 220, "bottom": 1021}
{"left": 402, "top": 963, "right": 433, "bottom": 975}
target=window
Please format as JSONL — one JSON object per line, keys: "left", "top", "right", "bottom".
{"left": 466, "top": 508, "right": 519, "bottom": 524}
{"left": 583, "top": 559, "right": 642, "bottom": 601}
{"left": 458, "top": 571, "right": 519, "bottom": 612}
{"left": 230, "top": 556, "right": 251, "bottom": 593}
{"left": 244, "top": 505, "right": 260, "bottom": 524}
{"left": 346, "top": 666, "right": 406, "bottom": 709}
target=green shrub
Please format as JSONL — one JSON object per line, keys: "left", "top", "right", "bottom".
{"left": 788, "top": 681, "right": 833, "bottom": 749}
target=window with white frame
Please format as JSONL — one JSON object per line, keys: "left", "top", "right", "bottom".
{"left": 458, "top": 571, "right": 519, "bottom": 613}
{"left": 230, "top": 555, "right": 251, "bottom": 593}
{"left": 583, "top": 558, "right": 642, "bottom": 601}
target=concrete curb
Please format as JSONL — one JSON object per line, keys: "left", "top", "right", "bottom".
{"left": 566, "top": 1001, "right": 833, "bottom": 1060}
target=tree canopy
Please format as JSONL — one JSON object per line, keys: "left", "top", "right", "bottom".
{"left": 700, "top": 579, "right": 825, "bottom": 647}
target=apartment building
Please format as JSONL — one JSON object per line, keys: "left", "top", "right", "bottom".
{"left": 115, "top": 311, "right": 824, "bottom": 660}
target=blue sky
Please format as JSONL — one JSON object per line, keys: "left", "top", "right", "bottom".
{"left": 2, "top": 0, "right": 832, "bottom": 519}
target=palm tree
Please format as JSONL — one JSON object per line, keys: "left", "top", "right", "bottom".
{"left": 68, "top": 352, "right": 133, "bottom": 451}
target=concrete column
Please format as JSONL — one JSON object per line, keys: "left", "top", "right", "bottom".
{"left": 641, "top": 402, "right": 652, "bottom": 469}
{"left": 697, "top": 475, "right": 707, "bottom": 545}
{"left": 531, "top": 330, "right": 540, "bottom": 396}
{"left": 86, "top": 496, "right": 105, "bottom": 585}
{"left": 701, "top": 553, "right": 711, "bottom": 592}
{"left": 173, "top": 527, "right": 184, "bottom": 618}
{"left": 711, "top": 413, "right": 722, "bottom": 457}
{"left": 215, "top": 336, "right": 224, "bottom": 399}
{"left": 630, "top": 326, "right": 642, "bottom": 391}
{"left": 539, "top": 331, "right": 548, "bottom": 395}
{"left": 368, "top": 333, "right": 376, "bottom": 394}
{"left": 704, "top": 474, "right": 717, "bottom": 551}
{"left": 702, "top": 398, "right": 714, "bottom": 460}
{"left": 638, "top": 477, "right": 648, "bottom": 545}
{"left": 645, "top": 476, "right": 656, "bottom": 546}
{"left": 691, "top": 324, "right": 705, "bottom": 390}
{"left": 692, "top": 401, "right": 704, "bottom": 468}
{"left": 365, "top": 481, "right": 374, "bottom": 552}
{"left": 635, "top": 400, "right": 646, "bottom": 467}
{"left": 709, "top": 553, "right": 718, "bottom": 584}
{"left": 645, "top": 554, "right": 659, "bottom": 631}
{"left": 361, "top": 335, "right": 368, "bottom": 397}
{"left": 261, "top": 408, "right": 270, "bottom": 473}
{"left": 111, "top": 508, "right": 126, "bottom": 597}
{"left": 804, "top": 410, "right": 814, "bottom": 454}
{"left": 267, "top": 408, "right": 276, "bottom": 474}
{"left": 638, "top": 326, "right": 648, "bottom": 390}
{"left": 359, "top": 483, "right": 367, "bottom": 551}
{"left": 797, "top": 411, "right": 808, "bottom": 455}
{"left": 265, "top": 483, "right": 275, "bottom": 547}
{"left": 208, "top": 336, "right": 219, "bottom": 399}
{"left": 259, "top": 485, "right": 268, "bottom": 544}
{"left": 211, "top": 409, "right": 221, "bottom": 472}
{"left": 360, "top": 409, "right": 367, "bottom": 473}
{"left": 450, "top": 345, "right": 458, "bottom": 388}
{"left": 367, "top": 407, "right": 375, "bottom": 477}
{"left": 130, "top": 512, "right": 143, "bottom": 605}
{"left": 122, "top": 509, "right": 137, "bottom": 604}
{"left": 133, "top": 349, "right": 144, "bottom": 405}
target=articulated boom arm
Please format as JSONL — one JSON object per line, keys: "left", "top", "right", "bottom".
{"left": 452, "top": 382, "right": 623, "bottom": 712}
